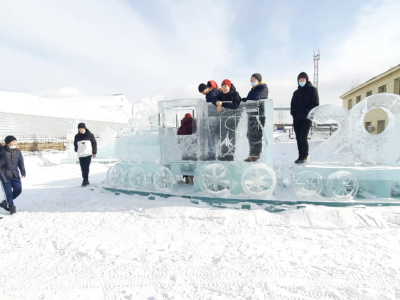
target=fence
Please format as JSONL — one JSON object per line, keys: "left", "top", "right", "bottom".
{"left": 8, "top": 135, "right": 68, "bottom": 152}
{"left": 288, "top": 123, "right": 338, "bottom": 139}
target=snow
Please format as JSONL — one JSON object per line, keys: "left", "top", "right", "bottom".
{"left": 1, "top": 151, "right": 400, "bottom": 299}
{"left": 0, "top": 91, "right": 132, "bottom": 124}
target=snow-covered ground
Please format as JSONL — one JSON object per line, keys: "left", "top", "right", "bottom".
{"left": 1, "top": 151, "right": 400, "bottom": 300}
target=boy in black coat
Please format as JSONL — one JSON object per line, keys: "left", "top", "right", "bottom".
{"left": 0, "top": 136, "right": 26, "bottom": 215}
{"left": 290, "top": 72, "right": 319, "bottom": 163}
{"left": 241, "top": 73, "right": 269, "bottom": 162}
{"left": 74, "top": 123, "right": 97, "bottom": 186}
{"left": 198, "top": 81, "right": 220, "bottom": 104}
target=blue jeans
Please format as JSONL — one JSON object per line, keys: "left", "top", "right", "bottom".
{"left": 2, "top": 177, "right": 22, "bottom": 207}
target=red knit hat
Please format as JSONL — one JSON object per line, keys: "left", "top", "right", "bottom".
{"left": 185, "top": 113, "right": 192, "bottom": 118}
{"left": 221, "top": 79, "right": 232, "bottom": 88}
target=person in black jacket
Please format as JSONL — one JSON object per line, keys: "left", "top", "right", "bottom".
{"left": 241, "top": 73, "right": 269, "bottom": 162}
{"left": 198, "top": 81, "right": 220, "bottom": 104}
{"left": 0, "top": 144, "right": 6, "bottom": 183}
{"left": 74, "top": 123, "right": 97, "bottom": 186}
{"left": 0, "top": 136, "right": 26, "bottom": 215}
{"left": 290, "top": 72, "right": 319, "bottom": 163}
{"left": 215, "top": 79, "right": 241, "bottom": 161}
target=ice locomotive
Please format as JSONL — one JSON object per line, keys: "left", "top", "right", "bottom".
{"left": 104, "top": 98, "right": 277, "bottom": 199}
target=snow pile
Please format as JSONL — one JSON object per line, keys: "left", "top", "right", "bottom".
{"left": 0, "top": 153, "right": 399, "bottom": 299}
{"left": 0, "top": 91, "right": 132, "bottom": 124}
{"left": 130, "top": 94, "right": 164, "bottom": 130}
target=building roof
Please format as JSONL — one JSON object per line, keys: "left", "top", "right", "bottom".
{"left": 340, "top": 63, "right": 400, "bottom": 98}
{"left": 0, "top": 91, "right": 132, "bottom": 123}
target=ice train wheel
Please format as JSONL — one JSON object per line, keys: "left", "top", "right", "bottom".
{"left": 326, "top": 171, "right": 358, "bottom": 200}
{"left": 241, "top": 164, "right": 276, "bottom": 199}
{"left": 127, "top": 166, "right": 146, "bottom": 188}
{"left": 199, "top": 163, "right": 231, "bottom": 197}
{"left": 151, "top": 167, "right": 174, "bottom": 192}
{"left": 294, "top": 171, "right": 323, "bottom": 199}
{"left": 107, "top": 166, "right": 124, "bottom": 186}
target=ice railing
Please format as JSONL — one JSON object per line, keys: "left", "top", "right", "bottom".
{"left": 158, "top": 98, "right": 274, "bottom": 166}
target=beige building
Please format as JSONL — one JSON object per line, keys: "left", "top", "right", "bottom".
{"left": 340, "top": 63, "right": 400, "bottom": 134}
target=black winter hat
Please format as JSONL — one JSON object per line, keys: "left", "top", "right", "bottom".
{"left": 251, "top": 73, "right": 262, "bottom": 82}
{"left": 298, "top": 72, "right": 309, "bottom": 81}
{"left": 4, "top": 135, "right": 17, "bottom": 145}
{"left": 198, "top": 83, "right": 207, "bottom": 93}
{"left": 78, "top": 123, "right": 86, "bottom": 129}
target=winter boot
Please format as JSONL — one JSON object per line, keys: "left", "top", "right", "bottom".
{"left": 82, "top": 180, "right": 89, "bottom": 187}
{"left": 295, "top": 156, "right": 308, "bottom": 164}
{"left": 244, "top": 155, "right": 260, "bottom": 162}
{"left": 9, "top": 206, "right": 16, "bottom": 215}
{"left": 0, "top": 200, "right": 10, "bottom": 212}
{"left": 217, "top": 154, "right": 234, "bottom": 161}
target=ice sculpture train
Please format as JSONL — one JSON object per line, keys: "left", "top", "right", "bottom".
{"left": 102, "top": 93, "right": 400, "bottom": 206}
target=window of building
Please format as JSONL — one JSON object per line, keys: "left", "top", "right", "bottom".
{"left": 395, "top": 78, "right": 400, "bottom": 95}
{"left": 348, "top": 99, "right": 352, "bottom": 109}
{"left": 365, "top": 121, "right": 372, "bottom": 132}
{"left": 377, "top": 120, "right": 386, "bottom": 134}
{"left": 378, "top": 85, "right": 386, "bottom": 93}
{"left": 356, "top": 95, "right": 361, "bottom": 104}
{"left": 366, "top": 90, "right": 372, "bottom": 97}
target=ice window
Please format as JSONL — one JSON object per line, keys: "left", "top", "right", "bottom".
{"left": 377, "top": 120, "right": 386, "bottom": 134}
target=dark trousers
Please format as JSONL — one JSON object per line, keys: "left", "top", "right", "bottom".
{"left": 247, "top": 113, "right": 265, "bottom": 156}
{"left": 293, "top": 119, "right": 311, "bottom": 159}
{"left": 219, "top": 115, "right": 239, "bottom": 157}
{"left": 2, "top": 177, "right": 22, "bottom": 207}
{"left": 79, "top": 156, "right": 92, "bottom": 181}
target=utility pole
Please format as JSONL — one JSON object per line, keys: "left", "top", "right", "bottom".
{"left": 313, "top": 49, "right": 320, "bottom": 89}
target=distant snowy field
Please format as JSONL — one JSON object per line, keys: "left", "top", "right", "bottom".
{"left": 1, "top": 150, "right": 400, "bottom": 300}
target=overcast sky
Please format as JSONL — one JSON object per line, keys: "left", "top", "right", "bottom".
{"left": 1, "top": 0, "right": 400, "bottom": 107}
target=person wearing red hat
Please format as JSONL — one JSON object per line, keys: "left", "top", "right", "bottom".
{"left": 207, "top": 80, "right": 219, "bottom": 89}
{"left": 177, "top": 113, "right": 195, "bottom": 183}
{"left": 177, "top": 113, "right": 194, "bottom": 135}
{"left": 214, "top": 79, "right": 242, "bottom": 161}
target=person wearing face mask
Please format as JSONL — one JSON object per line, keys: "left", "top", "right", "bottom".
{"left": 0, "top": 136, "right": 26, "bottom": 215}
{"left": 241, "top": 73, "right": 269, "bottom": 162}
{"left": 290, "top": 72, "right": 319, "bottom": 163}
{"left": 198, "top": 80, "right": 220, "bottom": 104}
{"left": 74, "top": 123, "right": 97, "bottom": 187}
{"left": 215, "top": 79, "right": 241, "bottom": 161}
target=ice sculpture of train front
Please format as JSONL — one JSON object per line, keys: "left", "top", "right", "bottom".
{"left": 293, "top": 93, "right": 400, "bottom": 201}
{"left": 103, "top": 98, "right": 276, "bottom": 200}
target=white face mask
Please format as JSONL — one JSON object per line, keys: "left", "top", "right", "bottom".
{"left": 251, "top": 81, "right": 258, "bottom": 87}
{"left": 9, "top": 145, "right": 17, "bottom": 150}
